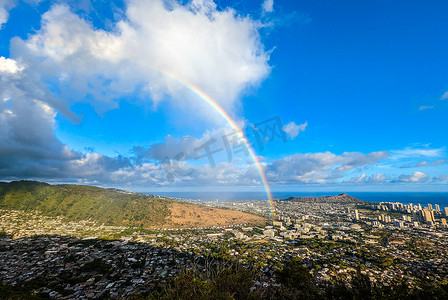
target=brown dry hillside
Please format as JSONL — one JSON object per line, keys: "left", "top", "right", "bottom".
{"left": 163, "top": 202, "right": 265, "bottom": 228}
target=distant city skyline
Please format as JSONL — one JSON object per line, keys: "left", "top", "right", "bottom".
{"left": 0, "top": 0, "right": 447, "bottom": 191}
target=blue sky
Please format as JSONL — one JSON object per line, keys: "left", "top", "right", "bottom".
{"left": 0, "top": 0, "right": 447, "bottom": 192}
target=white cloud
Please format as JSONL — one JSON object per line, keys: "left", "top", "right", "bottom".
{"left": 0, "top": 83, "right": 392, "bottom": 188}
{"left": 390, "top": 147, "right": 445, "bottom": 160}
{"left": 441, "top": 91, "right": 448, "bottom": 100}
{"left": 15, "top": 1, "right": 271, "bottom": 122}
{"left": 0, "top": 0, "right": 273, "bottom": 185}
{"left": 0, "top": 95, "right": 81, "bottom": 179}
{"left": 435, "top": 175, "right": 448, "bottom": 183}
{"left": 344, "top": 173, "right": 388, "bottom": 184}
{"left": 266, "top": 151, "right": 388, "bottom": 184}
{"left": 415, "top": 161, "right": 429, "bottom": 167}
{"left": 418, "top": 105, "right": 434, "bottom": 111}
{"left": 282, "top": 121, "right": 307, "bottom": 140}
{"left": 134, "top": 135, "right": 202, "bottom": 162}
{"left": 369, "top": 173, "right": 387, "bottom": 183}
{"left": 344, "top": 172, "right": 442, "bottom": 184}
{"left": 415, "top": 159, "right": 448, "bottom": 167}
{"left": 0, "top": 57, "right": 24, "bottom": 74}
{"left": 345, "top": 173, "right": 367, "bottom": 183}
{"left": 398, "top": 171, "right": 428, "bottom": 183}
{"left": 0, "top": 54, "right": 83, "bottom": 180}
{"left": 0, "top": 8, "right": 7, "bottom": 29}
{"left": 4, "top": 1, "right": 442, "bottom": 189}
{"left": 0, "top": 0, "right": 17, "bottom": 29}
{"left": 262, "top": 0, "right": 274, "bottom": 13}
{"left": 0, "top": 54, "right": 77, "bottom": 121}
{"left": 132, "top": 124, "right": 247, "bottom": 163}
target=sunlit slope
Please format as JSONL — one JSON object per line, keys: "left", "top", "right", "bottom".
{"left": 0, "top": 181, "right": 264, "bottom": 228}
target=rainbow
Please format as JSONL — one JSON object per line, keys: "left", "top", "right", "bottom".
{"left": 158, "top": 76, "right": 276, "bottom": 221}
{"left": 140, "top": 66, "right": 276, "bottom": 220}
{"left": 185, "top": 83, "right": 275, "bottom": 220}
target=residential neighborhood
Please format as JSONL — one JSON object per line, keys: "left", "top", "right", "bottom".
{"left": 2, "top": 196, "right": 448, "bottom": 298}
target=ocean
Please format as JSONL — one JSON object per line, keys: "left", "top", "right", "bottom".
{"left": 148, "top": 191, "right": 448, "bottom": 207}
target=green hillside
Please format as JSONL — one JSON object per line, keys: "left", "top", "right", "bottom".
{"left": 0, "top": 181, "right": 171, "bottom": 227}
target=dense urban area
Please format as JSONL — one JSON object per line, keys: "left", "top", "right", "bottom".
{"left": 2, "top": 193, "right": 448, "bottom": 299}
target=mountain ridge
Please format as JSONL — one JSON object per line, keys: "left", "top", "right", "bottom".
{"left": 0, "top": 181, "right": 265, "bottom": 228}
{"left": 283, "top": 193, "right": 363, "bottom": 203}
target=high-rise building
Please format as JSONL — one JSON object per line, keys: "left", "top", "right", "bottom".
{"left": 354, "top": 209, "right": 359, "bottom": 221}
{"left": 441, "top": 218, "right": 447, "bottom": 226}
{"left": 418, "top": 204, "right": 422, "bottom": 210}
{"left": 444, "top": 207, "right": 448, "bottom": 217}
{"left": 428, "top": 204, "right": 433, "bottom": 211}
{"left": 435, "top": 204, "right": 441, "bottom": 212}
{"left": 421, "top": 209, "right": 435, "bottom": 223}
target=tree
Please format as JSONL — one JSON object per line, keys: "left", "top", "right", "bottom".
{"left": 275, "top": 258, "right": 321, "bottom": 299}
